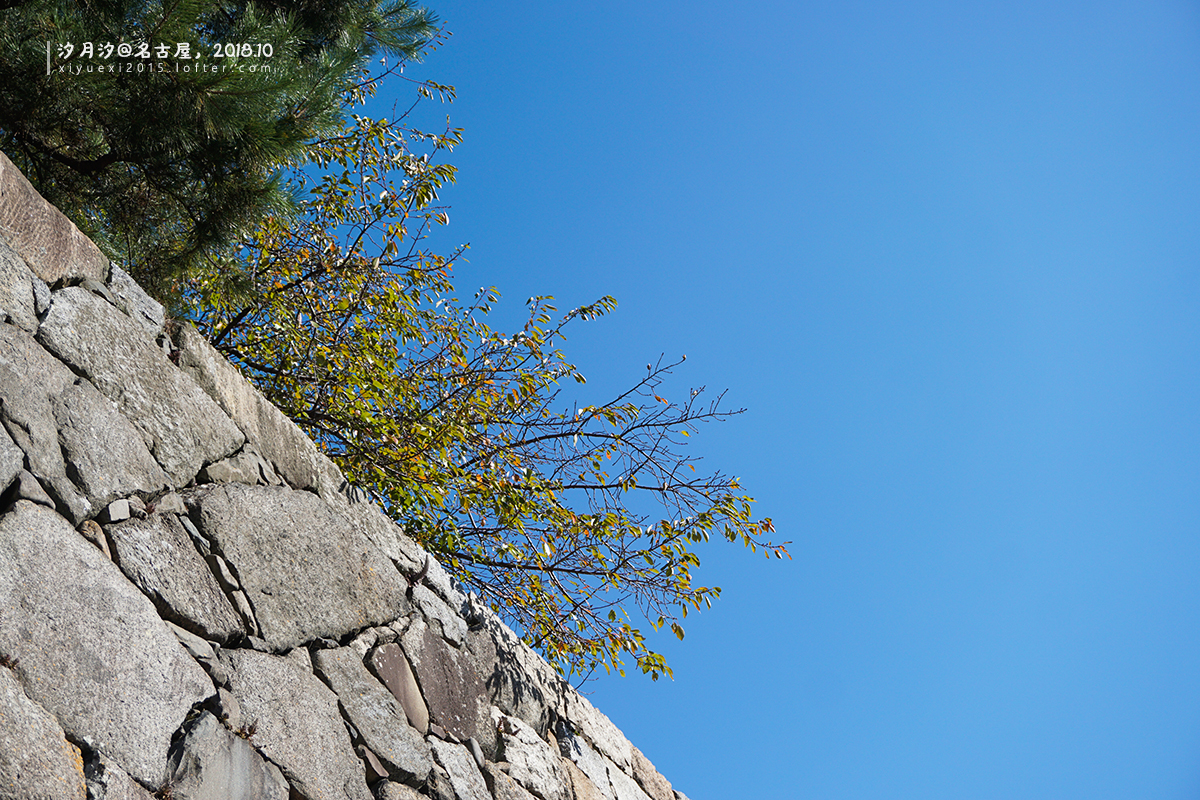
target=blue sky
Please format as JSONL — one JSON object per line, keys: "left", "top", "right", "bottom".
{"left": 378, "top": 2, "right": 1200, "bottom": 797}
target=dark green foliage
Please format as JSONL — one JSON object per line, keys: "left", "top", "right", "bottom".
{"left": 0, "top": 0, "right": 436, "bottom": 298}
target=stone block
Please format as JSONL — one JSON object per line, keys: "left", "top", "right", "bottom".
{"left": 493, "top": 709, "right": 570, "bottom": 800}
{"left": 106, "top": 514, "right": 245, "bottom": 642}
{"left": 107, "top": 265, "right": 164, "bottom": 338}
{"left": 630, "top": 746, "right": 674, "bottom": 800}
{"left": 0, "top": 501, "right": 213, "bottom": 787}
{"left": 0, "top": 235, "right": 38, "bottom": 332}
{"left": 192, "top": 483, "right": 408, "bottom": 651}
{"left": 312, "top": 646, "right": 432, "bottom": 781}
{"left": 369, "top": 643, "right": 429, "bottom": 734}
{"left": 401, "top": 618, "right": 492, "bottom": 756}
{"left": 171, "top": 323, "right": 336, "bottom": 494}
{"left": 0, "top": 151, "right": 108, "bottom": 285}
{"left": 166, "top": 711, "right": 290, "bottom": 800}
{"left": 36, "top": 288, "right": 244, "bottom": 485}
{"left": 482, "top": 761, "right": 538, "bottom": 800}
{"left": 0, "top": 667, "right": 87, "bottom": 799}
{"left": 219, "top": 648, "right": 373, "bottom": 800}
{"left": 428, "top": 740, "right": 491, "bottom": 800}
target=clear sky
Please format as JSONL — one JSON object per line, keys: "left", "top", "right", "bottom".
{"left": 377, "top": 2, "right": 1200, "bottom": 797}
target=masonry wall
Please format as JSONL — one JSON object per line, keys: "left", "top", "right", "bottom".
{"left": 0, "top": 151, "right": 688, "bottom": 800}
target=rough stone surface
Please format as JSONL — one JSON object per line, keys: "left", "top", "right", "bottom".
{"left": 608, "top": 763, "right": 653, "bottom": 800}
{"left": 557, "top": 727, "right": 615, "bottom": 800}
{"left": 312, "top": 646, "right": 433, "bottom": 780}
{"left": 412, "top": 584, "right": 467, "bottom": 646}
{"left": 166, "top": 711, "right": 290, "bottom": 800}
{"left": 198, "top": 450, "right": 263, "bottom": 485}
{"left": 348, "top": 503, "right": 425, "bottom": 574}
{"left": 106, "top": 514, "right": 245, "bottom": 642}
{"left": 220, "top": 648, "right": 373, "bottom": 800}
{"left": 107, "top": 265, "right": 165, "bottom": 338}
{"left": 0, "top": 424, "right": 21, "bottom": 493}
{"left": 193, "top": 483, "right": 408, "bottom": 651}
{"left": 559, "top": 689, "right": 635, "bottom": 775}
{"left": 482, "top": 762, "right": 537, "bottom": 800}
{"left": 369, "top": 642, "right": 430, "bottom": 734}
{"left": 630, "top": 747, "right": 673, "bottom": 800}
{"left": 377, "top": 782, "right": 427, "bottom": 800}
{"left": 13, "top": 469, "right": 53, "bottom": 507}
{"left": 51, "top": 378, "right": 170, "bottom": 510}
{"left": 83, "top": 752, "right": 157, "bottom": 800}
{"left": 429, "top": 739, "right": 491, "bottom": 800}
{"left": 493, "top": 710, "right": 570, "bottom": 800}
{"left": 0, "top": 151, "right": 108, "bottom": 284}
{"left": 172, "top": 323, "right": 337, "bottom": 493}
{"left": 0, "top": 667, "right": 87, "bottom": 799}
{"left": 467, "top": 611, "right": 553, "bottom": 736}
{"left": 0, "top": 322, "right": 93, "bottom": 520}
{"left": 402, "top": 618, "right": 492, "bottom": 756}
{"left": 563, "top": 759, "right": 610, "bottom": 800}
{"left": 0, "top": 235, "right": 38, "bottom": 332}
{"left": 0, "top": 502, "right": 213, "bottom": 787}
{"left": 36, "top": 287, "right": 244, "bottom": 485}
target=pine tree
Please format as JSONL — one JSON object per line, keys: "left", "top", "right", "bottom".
{"left": 0, "top": 0, "right": 436, "bottom": 298}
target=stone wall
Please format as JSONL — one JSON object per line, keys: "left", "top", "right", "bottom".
{"left": 0, "top": 151, "right": 688, "bottom": 800}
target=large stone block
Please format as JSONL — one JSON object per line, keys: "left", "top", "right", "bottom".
{"left": 0, "top": 235, "right": 39, "bottom": 333}
{"left": 0, "top": 151, "right": 108, "bottom": 285}
{"left": 36, "top": 287, "right": 244, "bottom": 485}
{"left": 368, "top": 642, "right": 429, "bottom": 734}
{"left": 428, "top": 740, "right": 490, "bottom": 800}
{"left": 107, "top": 265, "right": 164, "bottom": 339}
{"left": 166, "top": 711, "right": 290, "bottom": 800}
{"left": 219, "top": 648, "right": 372, "bottom": 800}
{"left": 493, "top": 710, "right": 570, "bottom": 800}
{"left": 401, "top": 618, "right": 492, "bottom": 756}
{"left": 0, "top": 321, "right": 171, "bottom": 521}
{"left": 312, "top": 646, "right": 432, "bottom": 780}
{"left": 171, "top": 323, "right": 343, "bottom": 496}
{"left": 192, "top": 484, "right": 408, "bottom": 651}
{"left": 0, "top": 667, "right": 86, "bottom": 800}
{"left": 0, "top": 502, "right": 213, "bottom": 787}
{"left": 630, "top": 747, "right": 674, "bottom": 800}
{"left": 106, "top": 513, "right": 245, "bottom": 643}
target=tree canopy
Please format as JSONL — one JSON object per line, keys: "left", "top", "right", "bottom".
{"left": 0, "top": 0, "right": 436, "bottom": 297}
{"left": 184, "top": 89, "right": 787, "bottom": 681}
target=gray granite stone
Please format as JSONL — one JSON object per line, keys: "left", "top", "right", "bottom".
{"left": 107, "top": 265, "right": 164, "bottom": 338}
{"left": 368, "top": 642, "right": 429, "bottom": 734}
{"left": 0, "top": 425, "right": 21, "bottom": 494}
{"left": 36, "top": 287, "right": 244, "bottom": 485}
{"left": 52, "top": 378, "right": 170, "bottom": 511}
{"left": 0, "top": 322, "right": 93, "bottom": 520}
{"left": 0, "top": 501, "right": 213, "bottom": 787}
{"left": 171, "top": 323, "right": 342, "bottom": 496}
{"left": 428, "top": 740, "right": 490, "bottom": 800}
{"left": 312, "top": 646, "right": 433, "bottom": 781}
{"left": 106, "top": 514, "right": 245, "bottom": 642}
{"left": 0, "top": 235, "right": 38, "bottom": 333}
{"left": 219, "top": 648, "right": 373, "bottom": 800}
{"left": 493, "top": 710, "right": 570, "bottom": 800}
{"left": 630, "top": 746, "right": 674, "bottom": 800}
{"left": 0, "top": 667, "right": 87, "bottom": 799}
{"left": 557, "top": 724, "right": 615, "bottom": 800}
{"left": 166, "top": 711, "right": 290, "bottom": 800}
{"left": 83, "top": 752, "right": 157, "bottom": 800}
{"left": 401, "top": 618, "right": 492, "bottom": 756}
{"left": 0, "top": 151, "right": 108, "bottom": 285}
{"left": 192, "top": 483, "right": 408, "bottom": 651}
